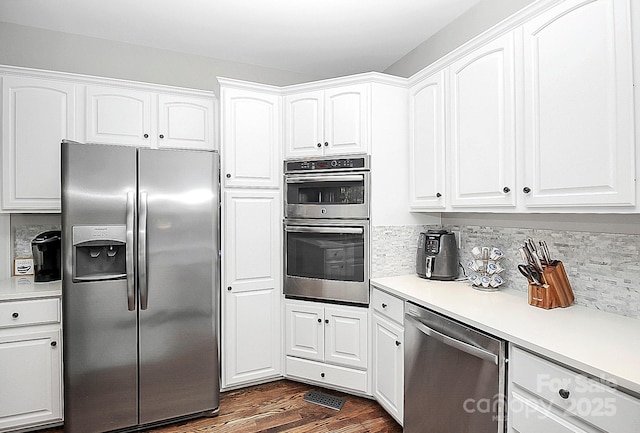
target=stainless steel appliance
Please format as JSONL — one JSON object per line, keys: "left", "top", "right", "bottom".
{"left": 284, "top": 219, "right": 369, "bottom": 305}
{"left": 404, "top": 302, "right": 506, "bottom": 433}
{"left": 61, "top": 141, "right": 220, "bottom": 433}
{"left": 32, "top": 230, "right": 61, "bottom": 282}
{"left": 284, "top": 155, "right": 370, "bottom": 219}
{"left": 284, "top": 155, "right": 371, "bottom": 305}
{"left": 416, "top": 229, "right": 459, "bottom": 280}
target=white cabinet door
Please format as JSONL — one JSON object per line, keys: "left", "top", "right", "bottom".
{"left": 324, "top": 306, "right": 368, "bottom": 369}
{"left": 0, "top": 329, "right": 62, "bottom": 431}
{"left": 448, "top": 32, "right": 517, "bottom": 208}
{"left": 222, "top": 190, "right": 281, "bottom": 387}
{"left": 284, "top": 91, "right": 324, "bottom": 158}
{"left": 521, "top": 0, "right": 635, "bottom": 208}
{"left": 409, "top": 70, "right": 446, "bottom": 210}
{"left": 2, "top": 76, "right": 76, "bottom": 210}
{"left": 284, "top": 83, "right": 370, "bottom": 158}
{"left": 157, "top": 94, "right": 214, "bottom": 150}
{"left": 223, "top": 190, "right": 280, "bottom": 292}
{"left": 323, "top": 84, "right": 369, "bottom": 155}
{"left": 285, "top": 302, "right": 324, "bottom": 363}
{"left": 223, "top": 286, "right": 281, "bottom": 388}
{"left": 85, "top": 85, "right": 153, "bottom": 147}
{"left": 372, "top": 314, "right": 404, "bottom": 425}
{"left": 222, "top": 87, "right": 281, "bottom": 188}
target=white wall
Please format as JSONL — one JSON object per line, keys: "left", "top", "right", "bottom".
{"left": 0, "top": 21, "right": 321, "bottom": 94}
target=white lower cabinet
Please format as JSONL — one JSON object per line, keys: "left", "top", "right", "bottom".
{"left": 285, "top": 299, "right": 368, "bottom": 393}
{"left": 0, "top": 298, "right": 62, "bottom": 432}
{"left": 222, "top": 190, "right": 282, "bottom": 388}
{"left": 371, "top": 288, "right": 404, "bottom": 425}
{"left": 509, "top": 346, "right": 640, "bottom": 433}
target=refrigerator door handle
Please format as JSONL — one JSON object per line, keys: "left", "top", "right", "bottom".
{"left": 138, "top": 192, "right": 149, "bottom": 310}
{"left": 126, "top": 192, "right": 136, "bottom": 311}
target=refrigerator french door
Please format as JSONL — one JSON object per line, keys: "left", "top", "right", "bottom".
{"left": 61, "top": 141, "right": 219, "bottom": 433}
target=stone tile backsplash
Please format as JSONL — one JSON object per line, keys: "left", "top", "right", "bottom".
{"left": 14, "top": 224, "right": 61, "bottom": 258}
{"left": 13, "top": 217, "right": 640, "bottom": 319}
{"left": 372, "top": 224, "right": 640, "bottom": 319}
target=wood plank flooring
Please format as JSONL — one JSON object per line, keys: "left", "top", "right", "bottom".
{"left": 39, "top": 380, "right": 402, "bottom": 433}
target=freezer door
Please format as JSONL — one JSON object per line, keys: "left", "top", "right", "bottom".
{"left": 61, "top": 142, "right": 139, "bottom": 433}
{"left": 137, "top": 148, "right": 219, "bottom": 424}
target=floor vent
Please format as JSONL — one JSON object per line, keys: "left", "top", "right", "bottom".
{"left": 303, "top": 390, "right": 346, "bottom": 411}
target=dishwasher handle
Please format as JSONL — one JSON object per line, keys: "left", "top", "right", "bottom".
{"left": 405, "top": 313, "right": 499, "bottom": 365}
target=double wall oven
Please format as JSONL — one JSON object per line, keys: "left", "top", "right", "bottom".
{"left": 284, "top": 155, "right": 370, "bottom": 305}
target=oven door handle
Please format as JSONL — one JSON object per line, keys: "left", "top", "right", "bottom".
{"left": 286, "top": 174, "right": 364, "bottom": 183}
{"left": 285, "top": 226, "right": 364, "bottom": 235}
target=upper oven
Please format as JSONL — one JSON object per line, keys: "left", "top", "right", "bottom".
{"left": 284, "top": 155, "right": 370, "bottom": 219}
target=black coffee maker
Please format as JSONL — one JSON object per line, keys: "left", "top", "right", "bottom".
{"left": 31, "top": 230, "right": 62, "bottom": 282}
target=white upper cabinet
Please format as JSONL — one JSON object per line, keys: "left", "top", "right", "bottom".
{"left": 409, "top": 70, "right": 446, "bottom": 210}
{"left": 448, "top": 31, "right": 517, "bottom": 208}
{"left": 157, "top": 94, "right": 214, "bottom": 150}
{"left": 284, "top": 83, "right": 369, "bottom": 158}
{"left": 409, "top": 0, "right": 637, "bottom": 213}
{"left": 220, "top": 85, "right": 281, "bottom": 188}
{"left": 284, "top": 91, "right": 323, "bottom": 157}
{"left": 85, "top": 85, "right": 215, "bottom": 150}
{"left": 85, "top": 86, "right": 153, "bottom": 147}
{"left": 323, "top": 85, "right": 369, "bottom": 156}
{"left": 521, "top": 0, "right": 635, "bottom": 208}
{"left": 2, "top": 75, "right": 76, "bottom": 210}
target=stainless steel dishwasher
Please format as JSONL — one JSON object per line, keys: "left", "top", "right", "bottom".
{"left": 404, "top": 302, "right": 507, "bottom": 433}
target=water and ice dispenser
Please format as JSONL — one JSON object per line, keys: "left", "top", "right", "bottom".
{"left": 72, "top": 226, "right": 127, "bottom": 281}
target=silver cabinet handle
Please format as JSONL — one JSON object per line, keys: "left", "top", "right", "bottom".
{"left": 138, "top": 192, "right": 149, "bottom": 310}
{"left": 405, "top": 313, "right": 498, "bottom": 365}
{"left": 126, "top": 192, "right": 136, "bottom": 311}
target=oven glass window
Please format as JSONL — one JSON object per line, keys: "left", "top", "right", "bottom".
{"left": 287, "top": 231, "right": 365, "bottom": 282}
{"left": 287, "top": 179, "right": 364, "bottom": 205}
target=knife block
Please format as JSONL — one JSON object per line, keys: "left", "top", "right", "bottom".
{"left": 528, "top": 261, "right": 574, "bottom": 309}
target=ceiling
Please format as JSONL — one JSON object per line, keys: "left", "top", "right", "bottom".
{"left": 0, "top": 0, "right": 482, "bottom": 78}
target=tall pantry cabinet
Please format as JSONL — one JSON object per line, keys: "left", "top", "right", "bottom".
{"left": 218, "top": 78, "right": 283, "bottom": 388}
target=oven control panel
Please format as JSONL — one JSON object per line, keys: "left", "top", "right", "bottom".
{"left": 285, "top": 156, "right": 369, "bottom": 172}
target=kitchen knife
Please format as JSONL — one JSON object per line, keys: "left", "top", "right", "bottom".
{"left": 540, "top": 240, "right": 552, "bottom": 264}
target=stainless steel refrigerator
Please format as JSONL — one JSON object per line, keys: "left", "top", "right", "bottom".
{"left": 61, "top": 141, "right": 220, "bottom": 433}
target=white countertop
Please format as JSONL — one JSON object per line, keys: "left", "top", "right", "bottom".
{"left": 0, "top": 276, "right": 62, "bottom": 301}
{"left": 371, "top": 274, "right": 640, "bottom": 395}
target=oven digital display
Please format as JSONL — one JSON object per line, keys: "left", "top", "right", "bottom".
{"left": 286, "top": 157, "right": 367, "bottom": 172}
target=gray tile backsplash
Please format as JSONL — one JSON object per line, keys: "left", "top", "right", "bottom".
{"left": 14, "top": 224, "right": 61, "bottom": 258}
{"left": 372, "top": 224, "right": 640, "bottom": 319}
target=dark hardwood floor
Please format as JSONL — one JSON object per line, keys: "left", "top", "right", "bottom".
{"left": 39, "top": 380, "right": 402, "bottom": 433}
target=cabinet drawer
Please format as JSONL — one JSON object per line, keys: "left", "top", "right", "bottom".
{"left": 286, "top": 356, "right": 367, "bottom": 393}
{"left": 0, "top": 298, "right": 60, "bottom": 328}
{"left": 510, "top": 390, "right": 597, "bottom": 433}
{"left": 511, "top": 347, "right": 640, "bottom": 433}
{"left": 371, "top": 288, "right": 404, "bottom": 324}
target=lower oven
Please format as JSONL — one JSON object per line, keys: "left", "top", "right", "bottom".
{"left": 284, "top": 219, "right": 369, "bottom": 305}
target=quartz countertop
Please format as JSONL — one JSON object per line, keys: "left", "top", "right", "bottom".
{"left": 371, "top": 274, "right": 640, "bottom": 395}
{"left": 0, "top": 276, "right": 62, "bottom": 301}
